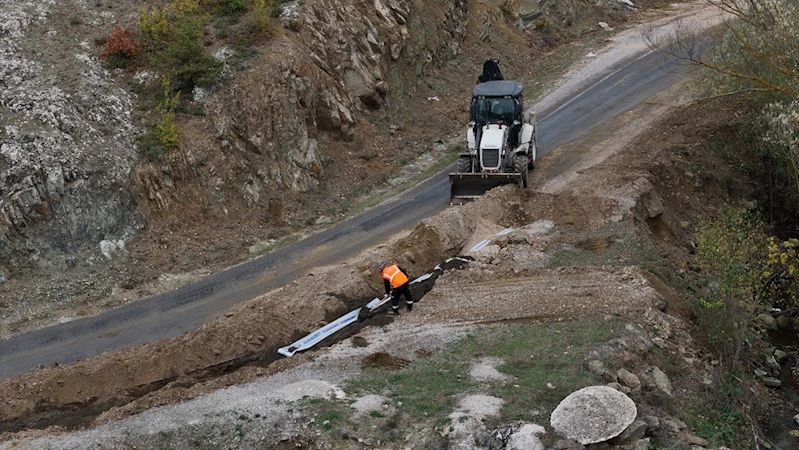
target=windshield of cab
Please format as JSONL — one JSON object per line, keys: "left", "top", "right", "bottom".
{"left": 470, "top": 97, "right": 516, "bottom": 125}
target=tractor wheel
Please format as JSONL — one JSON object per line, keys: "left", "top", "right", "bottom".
{"left": 514, "top": 154, "right": 529, "bottom": 188}
{"left": 457, "top": 155, "right": 472, "bottom": 173}
{"left": 528, "top": 135, "right": 537, "bottom": 169}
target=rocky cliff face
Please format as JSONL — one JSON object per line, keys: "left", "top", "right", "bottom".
{"left": 0, "top": 1, "right": 142, "bottom": 278}
{"left": 134, "top": 0, "right": 470, "bottom": 215}
{"left": 0, "top": 0, "right": 470, "bottom": 280}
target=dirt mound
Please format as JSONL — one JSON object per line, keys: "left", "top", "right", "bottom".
{"left": 361, "top": 352, "right": 410, "bottom": 370}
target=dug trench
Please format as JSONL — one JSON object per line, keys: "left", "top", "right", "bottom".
{"left": 0, "top": 258, "right": 468, "bottom": 433}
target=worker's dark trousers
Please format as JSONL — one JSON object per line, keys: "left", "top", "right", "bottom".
{"left": 391, "top": 283, "right": 413, "bottom": 311}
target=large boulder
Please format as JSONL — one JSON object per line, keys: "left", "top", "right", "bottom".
{"left": 550, "top": 385, "right": 637, "bottom": 444}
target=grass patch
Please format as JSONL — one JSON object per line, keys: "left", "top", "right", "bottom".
{"left": 337, "top": 320, "right": 621, "bottom": 428}
{"left": 545, "top": 246, "right": 597, "bottom": 267}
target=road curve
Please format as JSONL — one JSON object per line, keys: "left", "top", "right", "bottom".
{"left": 0, "top": 49, "right": 688, "bottom": 380}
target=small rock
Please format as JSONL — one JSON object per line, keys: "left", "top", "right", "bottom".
{"left": 551, "top": 439, "right": 585, "bottom": 450}
{"left": 774, "top": 349, "right": 788, "bottom": 363}
{"left": 793, "top": 413, "right": 799, "bottom": 426}
{"left": 662, "top": 418, "right": 687, "bottom": 433}
{"left": 765, "top": 355, "right": 781, "bottom": 375}
{"left": 761, "top": 377, "right": 781, "bottom": 388}
{"left": 679, "top": 220, "right": 690, "bottom": 229}
{"left": 651, "top": 366, "right": 674, "bottom": 396}
{"left": 685, "top": 434, "right": 708, "bottom": 447}
{"left": 642, "top": 415, "right": 660, "bottom": 429}
{"left": 776, "top": 315, "right": 791, "bottom": 329}
{"left": 755, "top": 313, "right": 778, "bottom": 330}
{"left": 598, "top": 21, "right": 614, "bottom": 31}
{"left": 507, "top": 423, "right": 545, "bottom": 450}
{"left": 609, "top": 419, "right": 647, "bottom": 444}
{"left": 632, "top": 439, "right": 650, "bottom": 450}
{"left": 588, "top": 360, "right": 606, "bottom": 377}
{"left": 617, "top": 368, "right": 641, "bottom": 389}
{"left": 606, "top": 382, "right": 630, "bottom": 394}
{"left": 754, "top": 368, "right": 768, "bottom": 377}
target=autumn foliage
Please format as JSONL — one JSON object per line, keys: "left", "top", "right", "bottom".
{"left": 103, "top": 25, "right": 141, "bottom": 58}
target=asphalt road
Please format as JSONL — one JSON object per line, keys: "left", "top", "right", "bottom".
{"left": 0, "top": 49, "right": 688, "bottom": 380}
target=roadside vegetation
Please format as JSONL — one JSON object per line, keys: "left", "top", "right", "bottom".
{"left": 646, "top": 1, "right": 799, "bottom": 444}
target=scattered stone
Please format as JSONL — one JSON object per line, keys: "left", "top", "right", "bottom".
{"left": 100, "top": 239, "right": 126, "bottom": 260}
{"left": 776, "top": 315, "right": 791, "bottom": 329}
{"left": 550, "top": 386, "right": 637, "bottom": 445}
{"left": 617, "top": 368, "right": 641, "bottom": 389}
{"left": 651, "top": 366, "right": 674, "bottom": 396}
{"left": 551, "top": 438, "right": 585, "bottom": 450}
{"left": 609, "top": 419, "right": 647, "bottom": 444}
{"left": 685, "top": 434, "right": 709, "bottom": 447}
{"left": 598, "top": 22, "right": 614, "bottom": 31}
{"left": 642, "top": 415, "right": 660, "bottom": 430}
{"left": 755, "top": 313, "right": 778, "bottom": 330}
{"left": 507, "top": 423, "right": 545, "bottom": 450}
{"left": 632, "top": 439, "right": 650, "bottom": 450}
{"left": 793, "top": 413, "right": 799, "bottom": 426}
{"left": 606, "top": 382, "right": 628, "bottom": 393}
{"left": 754, "top": 368, "right": 768, "bottom": 377}
{"left": 350, "top": 394, "right": 391, "bottom": 415}
{"left": 765, "top": 354, "right": 781, "bottom": 375}
{"left": 588, "top": 360, "right": 606, "bottom": 377}
{"left": 662, "top": 417, "right": 687, "bottom": 433}
{"left": 761, "top": 377, "right": 781, "bottom": 388}
{"left": 774, "top": 349, "right": 788, "bottom": 363}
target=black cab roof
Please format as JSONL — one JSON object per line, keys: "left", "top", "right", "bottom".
{"left": 472, "top": 80, "right": 524, "bottom": 98}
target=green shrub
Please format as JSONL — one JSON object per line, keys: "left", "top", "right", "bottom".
{"left": 139, "top": 0, "right": 223, "bottom": 95}
{"left": 224, "top": 0, "right": 247, "bottom": 15}
{"left": 155, "top": 82, "right": 181, "bottom": 151}
{"left": 138, "top": 79, "right": 182, "bottom": 161}
{"left": 693, "top": 207, "right": 769, "bottom": 367}
{"left": 765, "top": 237, "right": 799, "bottom": 308}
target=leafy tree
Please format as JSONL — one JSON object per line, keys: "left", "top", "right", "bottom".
{"left": 647, "top": 0, "right": 799, "bottom": 196}
{"left": 139, "top": 0, "right": 223, "bottom": 95}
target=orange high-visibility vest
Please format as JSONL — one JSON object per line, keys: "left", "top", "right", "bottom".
{"left": 382, "top": 264, "right": 409, "bottom": 289}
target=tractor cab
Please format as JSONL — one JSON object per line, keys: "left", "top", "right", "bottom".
{"left": 470, "top": 80, "right": 525, "bottom": 148}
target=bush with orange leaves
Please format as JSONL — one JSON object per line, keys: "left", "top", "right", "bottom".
{"left": 103, "top": 25, "right": 141, "bottom": 59}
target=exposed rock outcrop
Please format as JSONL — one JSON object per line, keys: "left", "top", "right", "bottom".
{"left": 0, "top": 1, "right": 141, "bottom": 274}
{"left": 1, "top": 0, "right": 471, "bottom": 275}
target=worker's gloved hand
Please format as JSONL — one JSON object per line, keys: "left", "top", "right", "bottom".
{"left": 383, "top": 293, "right": 390, "bottom": 300}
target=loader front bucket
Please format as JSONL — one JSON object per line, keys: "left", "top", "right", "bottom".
{"left": 449, "top": 172, "right": 522, "bottom": 202}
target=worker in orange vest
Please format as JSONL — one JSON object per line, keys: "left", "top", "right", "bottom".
{"left": 380, "top": 263, "right": 413, "bottom": 315}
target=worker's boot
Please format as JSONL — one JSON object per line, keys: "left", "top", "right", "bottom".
{"left": 406, "top": 303, "right": 413, "bottom": 312}
{"left": 388, "top": 307, "right": 399, "bottom": 315}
